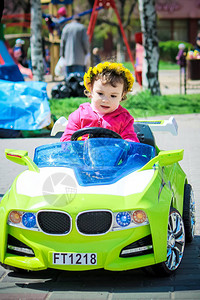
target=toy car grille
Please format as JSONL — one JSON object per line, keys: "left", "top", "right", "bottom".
{"left": 77, "top": 211, "right": 112, "bottom": 235}
{"left": 37, "top": 211, "right": 71, "bottom": 235}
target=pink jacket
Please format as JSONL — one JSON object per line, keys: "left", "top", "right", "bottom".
{"left": 60, "top": 102, "right": 139, "bottom": 142}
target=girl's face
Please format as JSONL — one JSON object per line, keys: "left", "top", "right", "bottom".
{"left": 90, "top": 79, "right": 124, "bottom": 114}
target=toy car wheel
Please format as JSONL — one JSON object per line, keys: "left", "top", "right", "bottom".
{"left": 151, "top": 208, "right": 185, "bottom": 276}
{"left": 183, "top": 183, "right": 195, "bottom": 243}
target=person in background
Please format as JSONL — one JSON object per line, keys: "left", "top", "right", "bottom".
{"left": 57, "top": 6, "right": 67, "bottom": 20}
{"left": 13, "top": 39, "right": 27, "bottom": 67}
{"left": 85, "top": 47, "right": 101, "bottom": 70}
{"left": 176, "top": 43, "right": 187, "bottom": 93}
{"left": 92, "top": 47, "right": 101, "bottom": 65}
{"left": 176, "top": 43, "right": 186, "bottom": 69}
{"left": 52, "top": 6, "right": 67, "bottom": 36}
{"left": 27, "top": 45, "right": 32, "bottom": 70}
{"left": 60, "top": 62, "right": 139, "bottom": 143}
{"left": 60, "top": 15, "right": 89, "bottom": 79}
{"left": 195, "top": 32, "right": 200, "bottom": 52}
{"left": 45, "top": 45, "right": 50, "bottom": 74}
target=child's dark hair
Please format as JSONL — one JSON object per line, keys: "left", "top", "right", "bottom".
{"left": 92, "top": 69, "right": 129, "bottom": 95}
{"left": 84, "top": 62, "right": 134, "bottom": 98}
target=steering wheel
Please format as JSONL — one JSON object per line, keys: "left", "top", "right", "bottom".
{"left": 70, "top": 127, "right": 122, "bottom": 141}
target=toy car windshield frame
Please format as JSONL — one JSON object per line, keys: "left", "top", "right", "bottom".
{"left": 33, "top": 138, "right": 155, "bottom": 186}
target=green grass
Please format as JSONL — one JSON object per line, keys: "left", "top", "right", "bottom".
{"left": 49, "top": 91, "right": 200, "bottom": 120}
{"left": 122, "top": 91, "right": 200, "bottom": 118}
{"left": 50, "top": 97, "right": 87, "bottom": 120}
{"left": 159, "top": 60, "right": 179, "bottom": 70}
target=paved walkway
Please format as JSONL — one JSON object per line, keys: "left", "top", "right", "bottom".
{"left": 0, "top": 114, "right": 200, "bottom": 299}
{"left": 45, "top": 70, "right": 200, "bottom": 98}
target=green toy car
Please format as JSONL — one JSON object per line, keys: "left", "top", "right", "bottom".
{"left": 0, "top": 117, "right": 195, "bottom": 276}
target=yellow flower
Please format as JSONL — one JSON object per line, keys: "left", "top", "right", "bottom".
{"left": 109, "top": 64, "right": 115, "bottom": 70}
{"left": 83, "top": 61, "right": 135, "bottom": 92}
{"left": 103, "top": 62, "right": 110, "bottom": 68}
{"left": 97, "top": 64, "right": 103, "bottom": 73}
{"left": 88, "top": 67, "right": 93, "bottom": 76}
{"left": 83, "top": 73, "right": 90, "bottom": 91}
{"left": 91, "top": 67, "right": 96, "bottom": 75}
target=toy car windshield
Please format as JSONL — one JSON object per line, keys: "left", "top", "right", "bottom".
{"left": 34, "top": 139, "right": 155, "bottom": 186}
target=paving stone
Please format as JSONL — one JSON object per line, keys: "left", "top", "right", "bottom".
{"left": 173, "top": 290, "right": 200, "bottom": 299}
{"left": 0, "top": 294, "right": 47, "bottom": 300}
{"left": 49, "top": 291, "right": 109, "bottom": 300}
{"left": 112, "top": 291, "right": 171, "bottom": 299}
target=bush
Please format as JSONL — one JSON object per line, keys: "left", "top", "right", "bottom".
{"left": 159, "top": 40, "right": 194, "bottom": 62}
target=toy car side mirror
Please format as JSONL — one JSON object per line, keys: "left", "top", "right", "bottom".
{"left": 158, "top": 149, "right": 184, "bottom": 166}
{"left": 5, "top": 149, "right": 39, "bottom": 173}
{"left": 140, "top": 149, "right": 184, "bottom": 171}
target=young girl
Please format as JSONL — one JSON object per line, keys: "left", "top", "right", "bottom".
{"left": 60, "top": 62, "right": 139, "bottom": 142}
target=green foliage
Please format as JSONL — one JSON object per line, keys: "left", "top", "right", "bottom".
{"left": 123, "top": 62, "right": 134, "bottom": 71}
{"left": 93, "top": 24, "right": 112, "bottom": 49}
{"left": 159, "top": 40, "right": 194, "bottom": 62}
{"left": 49, "top": 91, "right": 200, "bottom": 120}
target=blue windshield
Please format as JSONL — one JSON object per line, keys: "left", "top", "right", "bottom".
{"left": 34, "top": 139, "right": 155, "bottom": 186}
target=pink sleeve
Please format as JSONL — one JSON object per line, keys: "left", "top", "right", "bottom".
{"left": 60, "top": 109, "right": 81, "bottom": 142}
{"left": 120, "top": 115, "right": 140, "bottom": 143}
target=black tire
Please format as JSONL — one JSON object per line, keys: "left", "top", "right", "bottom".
{"left": 183, "top": 184, "right": 195, "bottom": 243}
{"left": 149, "top": 208, "right": 185, "bottom": 276}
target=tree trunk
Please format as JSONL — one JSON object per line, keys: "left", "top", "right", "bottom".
{"left": 30, "top": 0, "right": 44, "bottom": 81}
{"left": 116, "top": 0, "right": 125, "bottom": 63}
{"left": 117, "top": 35, "right": 125, "bottom": 62}
{"left": 138, "top": 0, "right": 161, "bottom": 95}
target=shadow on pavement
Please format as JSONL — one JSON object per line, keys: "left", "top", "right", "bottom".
{"left": 6, "top": 236, "right": 200, "bottom": 293}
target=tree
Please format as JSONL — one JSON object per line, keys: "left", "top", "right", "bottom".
{"left": 115, "top": 0, "right": 137, "bottom": 62}
{"left": 30, "top": 0, "right": 44, "bottom": 81}
{"left": 138, "top": 0, "right": 161, "bottom": 95}
{"left": 65, "top": 0, "right": 161, "bottom": 95}
{"left": 3, "top": 0, "right": 30, "bottom": 34}
{"left": 0, "top": 0, "right": 4, "bottom": 22}
{"left": 86, "top": 0, "right": 137, "bottom": 62}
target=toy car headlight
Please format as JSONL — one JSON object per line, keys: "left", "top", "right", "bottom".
{"left": 8, "top": 211, "right": 38, "bottom": 230}
{"left": 116, "top": 212, "right": 131, "bottom": 227}
{"left": 112, "top": 210, "right": 149, "bottom": 231}
{"left": 132, "top": 210, "right": 148, "bottom": 224}
{"left": 22, "top": 212, "right": 36, "bottom": 228}
{"left": 9, "top": 211, "right": 22, "bottom": 224}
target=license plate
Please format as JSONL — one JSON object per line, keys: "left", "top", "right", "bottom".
{"left": 52, "top": 252, "right": 97, "bottom": 265}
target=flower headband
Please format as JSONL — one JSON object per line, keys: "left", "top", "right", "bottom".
{"left": 83, "top": 62, "right": 135, "bottom": 92}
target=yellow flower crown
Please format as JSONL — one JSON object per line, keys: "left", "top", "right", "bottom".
{"left": 83, "top": 62, "right": 135, "bottom": 92}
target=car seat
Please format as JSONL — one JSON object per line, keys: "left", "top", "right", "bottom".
{"left": 133, "top": 123, "right": 156, "bottom": 148}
